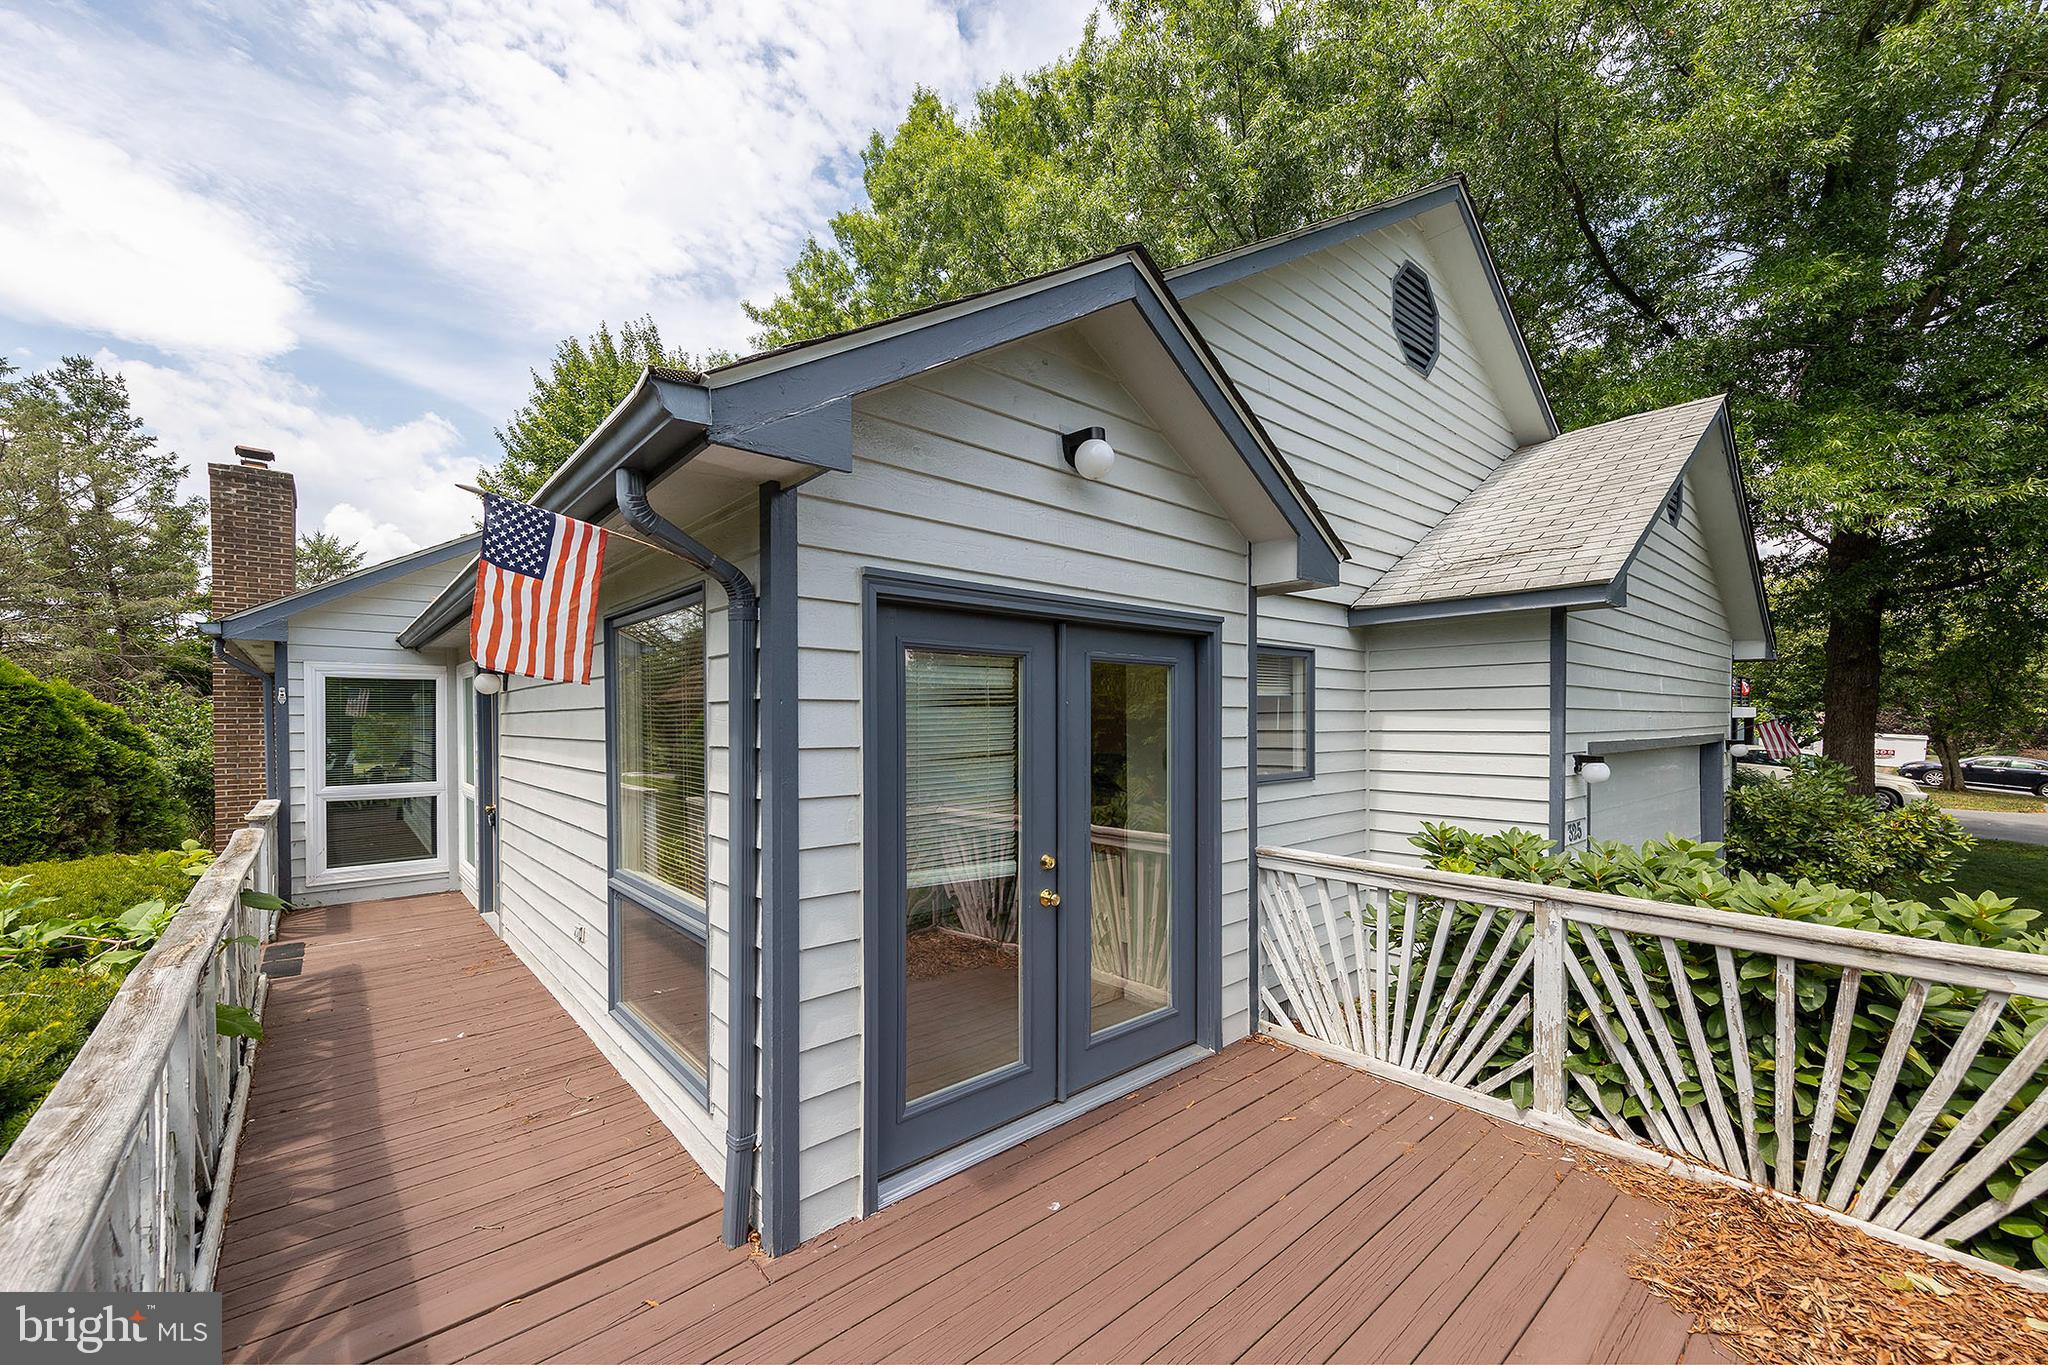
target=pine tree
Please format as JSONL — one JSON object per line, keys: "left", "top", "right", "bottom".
{"left": 0, "top": 356, "right": 207, "bottom": 698}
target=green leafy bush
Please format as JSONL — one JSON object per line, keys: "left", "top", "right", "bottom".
{"left": 117, "top": 682, "right": 213, "bottom": 841}
{"left": 1409, "top": 823, "right": 2048, "bottom": 1271}
{"left": 1725, "top": 758, "right": 1972, "bottom": 894}
{"left": 0, "top": 659, "right": 188, "bottom": 862}
{"left": 0, "top": 844, "right": 222, "bottom": 1156}
{"left": 0, "top": 964, "right": 121, "bottom": 1153}
{"left": 0, "top": 849, "right": 203, "bottom": 928}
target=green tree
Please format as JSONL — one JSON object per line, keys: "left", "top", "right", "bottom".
{"left": 745, "top": 0, "right": 2048, "bottom": 795}
{"left": 296, "top": 531, "right": 366, "bottom": 589}
{"left": 117, "top": 680, "right": 214, "bottom": 839}
{"left": 0, "top": 658, "right": 188, "bottom": 862}
{"left": 484, "top": 318, "right": 731, "bottom": 499}
{"left": 1885, "top": 579, "right": 2048, "bottom": 789}
{"left": 0, "top": 357, "right": 207, "bottom": 699}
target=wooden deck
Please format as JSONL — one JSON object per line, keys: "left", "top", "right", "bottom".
{"left": 218, "top": 892, "right": 1730, "bottom": 1363}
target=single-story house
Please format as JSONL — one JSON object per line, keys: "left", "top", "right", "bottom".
{"left": 201, "top": 177, "right": 1772, "bottom": 1258}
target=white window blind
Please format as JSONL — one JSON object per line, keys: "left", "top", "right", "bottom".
{"left": 614, "top": 601, "right": 708, "bottom": 905}
{"left": 903, "top": 649, "right": 1020, "bottom": 891}
{"left": 1256, "top": 649, "right": 1310, "bottom": 777}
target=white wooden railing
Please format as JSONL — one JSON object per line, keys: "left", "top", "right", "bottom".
{"left": 1257, "top": 844, "right": 2048, "bottom": 1284}
{"left": 0, "top": 801, "right": 281, "bottom": 1291}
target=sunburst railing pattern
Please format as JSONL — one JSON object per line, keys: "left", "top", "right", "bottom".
{"left": 1256, "top": 845, "right": 2048, "bottom": 1282}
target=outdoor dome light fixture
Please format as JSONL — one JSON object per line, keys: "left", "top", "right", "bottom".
{"left": 473, "top": 671, "right": 504, "bottom": 696}
{"left": 1572, "top": 754, "right": 1612, "bottom": 784}
{"left": 1728, "top": 742, "right": 1753, "bottom": 758}
{"left": 1062, "top": 426, "right": 1116, "bottom": 481}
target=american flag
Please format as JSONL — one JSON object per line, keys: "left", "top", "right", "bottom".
{"left": 1757, "top": 718, "right": 1802, "bottom": 760}
{"left": 471, "top": 493, "right": 608, "bottom": 684}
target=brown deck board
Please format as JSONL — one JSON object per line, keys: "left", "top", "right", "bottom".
{"left": 220, "top": 891, "right": 1722, "bottom": 1364}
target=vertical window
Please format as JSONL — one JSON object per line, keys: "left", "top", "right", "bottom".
{"left": 310, "top": 668, "right": 447, "bottom": 880}
{"left": 1255, "top": 646, "right": 1313, "bottom": 781}
{"left": 608, "top": 593, "right": 711, "bottom": 1091}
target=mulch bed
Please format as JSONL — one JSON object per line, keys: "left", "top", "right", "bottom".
{"left": 1582, "top": 1151, "right": 2048, "bottom": 1363}
{"left": 905, "top": 927, "right": 1018, "bottom": 981}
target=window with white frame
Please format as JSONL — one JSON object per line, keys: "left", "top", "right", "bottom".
{"left": 310, "top": 666, "right": 448, "bottom": 881}
{"left": 1255, "top": 646, "right": 1313, "bottom": 781}
{"left": 607, "top": 591, "right": 711, "bottom": 1092}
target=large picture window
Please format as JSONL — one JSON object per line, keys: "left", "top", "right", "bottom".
{"left": 1255, "top": 645, "right": 1314, "bottom": 782}
{"left": 309, "top": 666, "right": 448, "bottom": 882}
{"left": 607, "top": 592, "right": 711, "bottom": 1094}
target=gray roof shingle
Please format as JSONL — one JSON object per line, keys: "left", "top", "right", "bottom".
{"left": 1354, "top": 394, "right": 1727, "bottom": 613}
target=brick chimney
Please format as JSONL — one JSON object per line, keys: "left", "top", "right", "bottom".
{"left": 210, "top": 446, "right": 296, "bottom": 849}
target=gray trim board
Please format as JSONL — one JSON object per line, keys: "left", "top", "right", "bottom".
{"left": 271, "top": 642, "right": 291, "bottom": 904}
{"left": 1245, "top": 575, "right": 1260, "bottom": 1031}
{"left": 1580, "top": 732, "right": 1731, "bottom": 756}
{"left": 1548, "top": 608, "right": 1567, "bottom": 846}
{"left": 756, "top": 483, "right": 801, "bottom": 1256}
{"left": 1700, "top": 742, "right": 1728, "bottom": 842}
{"left": 211, "top": 535, "right": 481, "bottom": 641}
{"left": 1253, "top": 642, "right": 1316, "bottom": 785}
{"left": 1352, "top": 581, "right": 1622, "bottom": 629}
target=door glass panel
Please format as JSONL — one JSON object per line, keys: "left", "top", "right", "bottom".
{"left": 903, "top": 648, "right": 1022, "bottom": 1102}
{"left": 1089, "top": 659, "right": 1173, "bottom": 1034}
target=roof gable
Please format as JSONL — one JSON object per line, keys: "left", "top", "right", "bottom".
{"left": 1347, "top": 395, "right": 1773, "bottom": 658}
{"left": 205, "top": 535, "right": 481, "bottom": 643}
{"left": 1167, "top": 178, "right": 1556, "bottom": 446}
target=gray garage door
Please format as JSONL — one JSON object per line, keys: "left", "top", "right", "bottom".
{"left": 1591, "top": 746, "right": 1701, "bottom": 846}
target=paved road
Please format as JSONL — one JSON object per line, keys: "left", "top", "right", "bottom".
{"left": 1952, "top": 807, "right": 2048, "bottom": 846}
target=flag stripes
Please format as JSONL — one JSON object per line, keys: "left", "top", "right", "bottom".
{"left": 1756, "top": 718, "right": 1801, "bottom": 761}
{"left": 470, "top": 493, "right": 607, "bottom": 684}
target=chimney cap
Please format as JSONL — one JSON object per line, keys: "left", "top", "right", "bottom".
{"left": 234, "top": 445, "right": 277, "bottom": 467}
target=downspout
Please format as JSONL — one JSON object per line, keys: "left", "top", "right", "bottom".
{"left": 615, "top": 467, "right": 761, "bottom": 1250}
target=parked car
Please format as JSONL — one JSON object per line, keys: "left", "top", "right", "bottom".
{"left": 1896, "top": 754, "right": 2048, "bottom": 796}
{"left": 1736, "top": 755, "right": 1927, "bottom": 810}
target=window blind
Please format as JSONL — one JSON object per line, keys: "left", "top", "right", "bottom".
{"left": 903, "top": 649, "right": 1019, "bottom": 891}
{"left": 323, "top": 677, "right": 437, "bottom": 787}
{"left": 614, "top": 602, "right": 708, "bottom": 904}
{"left": 1256, "top": 650, "right": 1309, "bottom": 776}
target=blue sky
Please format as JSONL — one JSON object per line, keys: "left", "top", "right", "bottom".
{"left": 0, "top": 0, "right": 1093, "bottom": 558}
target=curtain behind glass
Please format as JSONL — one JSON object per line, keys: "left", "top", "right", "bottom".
{"left": 615, "top": 602, "right": 708, "bottom": 903}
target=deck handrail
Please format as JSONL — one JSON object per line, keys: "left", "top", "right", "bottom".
{"left": 0, "top": 801, "right": 281, "bottom": 1291}
{"left": 1255, "top": 843, "right": 2048, "bottom": 1286}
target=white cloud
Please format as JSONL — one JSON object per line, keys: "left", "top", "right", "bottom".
{"left": 0, "top": 91, "right": 303, "bottom": 359}
{"left": 5, "top": 0, "right": 1096, "bottom": 543}
{"left": 109, "top": 352, "right": 484, "bottom": 560}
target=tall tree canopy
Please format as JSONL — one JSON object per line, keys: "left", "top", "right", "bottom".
{"left": 484, "top": 317, "right": 730, "bottom": 499}
{"left": 296, "top": 531, "right": 366, "bottom": 589}
{"left": 0, "top": 357, "right": 207, "bottom": 698}
{"left": 746, "top": 0, "right": 2048, "bottom": 789}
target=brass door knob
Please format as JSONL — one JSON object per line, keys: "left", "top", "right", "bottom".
{"left": 1039, "top": 889, "right": 1061, "bottom": 908}
{"left": 1040, "top": 853, "right": 1057, "bottom": 870}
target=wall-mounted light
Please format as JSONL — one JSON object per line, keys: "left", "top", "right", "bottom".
{"left": 1572, "top": 753, "right": 1612, "bottom": 784}
{"left": 1728, "top": 742, "right": 1753, "bottom": 759}
{"left": 1062, "top": 426, "right": 1116, "bottom": 481}
{"left": 473, "top": 671, "right": 504, "bottom": 696}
